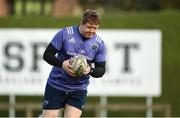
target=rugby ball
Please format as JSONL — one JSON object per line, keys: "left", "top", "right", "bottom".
{"left": 69, "top": 55, "right": 88, "bottom": 78}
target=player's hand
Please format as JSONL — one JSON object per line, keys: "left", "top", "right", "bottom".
{"left": 83, "top": 65, "right": 91, "bottom": 75}
{"left": 62, "top": 59, "right": 74, "bottom": 76}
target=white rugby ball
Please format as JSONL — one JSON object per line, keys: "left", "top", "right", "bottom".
{"left": 69, "top": 55, "right": 88, "bottom": 78}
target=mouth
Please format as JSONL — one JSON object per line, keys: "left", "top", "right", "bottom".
{"left": 86, "top": 32, "right": 94, "bottom": 36}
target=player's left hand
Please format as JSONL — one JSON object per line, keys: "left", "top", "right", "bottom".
{"left": 83, "top": 65, "right": 91, "bottom": 75}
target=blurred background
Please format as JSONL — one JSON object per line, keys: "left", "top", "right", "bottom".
{"left": 0, "top": 0, "right": 180, "bottom": 117}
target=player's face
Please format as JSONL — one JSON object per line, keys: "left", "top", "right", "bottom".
{"left": 80, "top": 22, "right": 99, "bottom": 39}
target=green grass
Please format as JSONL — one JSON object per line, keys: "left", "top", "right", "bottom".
{"left": 0, "top": 15, "right": 80, "bottom": 28}
{"left": 0, "top": 10, "right": 180, "bottom": 117}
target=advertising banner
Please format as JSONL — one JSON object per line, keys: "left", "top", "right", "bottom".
{"left": 0, "top": 29, "right": 161, "bottom": 96}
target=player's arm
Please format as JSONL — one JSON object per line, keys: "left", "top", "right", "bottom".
{"left": 89, "top": 37, "right": 106, "bottom": 78}
{"left": 90, "top": 61, "right": 105, "bottom": 78}
{"left": 43, "top": 29, "right": 74, "bottom": 76}
{"left": 43, "top": 43, "right": 63, "bottom": 68}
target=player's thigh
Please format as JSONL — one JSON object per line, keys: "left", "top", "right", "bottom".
{"left": 41, "top": 109, "right": 59, "bottom": 117}
{"left": 66, "top": 90, "right": 87, "bottom": 111}
{"left": 64, "top": 104, "right": 82, "bottom": 117}
{"left": 42, "top": 84, "right": 65, "bottom": 109}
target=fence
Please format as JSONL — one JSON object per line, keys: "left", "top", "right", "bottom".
{"left": 0, "top": 102, "right": 171, "bottom": 117}
{"left": 11, "top": 0, "right": 52, "bottom": 15}
{"left": 0, "top": 0, "right": 81, "bottom": 16}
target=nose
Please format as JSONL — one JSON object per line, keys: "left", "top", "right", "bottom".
{"left": 89, "top": 28, "right": 95, "bottom": 33}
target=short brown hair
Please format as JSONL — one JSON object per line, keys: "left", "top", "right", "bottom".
{"left": 81, "top": 9, "right": 100, "bottom": 25}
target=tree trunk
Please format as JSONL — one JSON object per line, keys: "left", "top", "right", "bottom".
{"left": 0, "top": 0, "right": 9, "bottom": 16}
{"left": 52, "top": 0, "right": 82, "bottom": 16}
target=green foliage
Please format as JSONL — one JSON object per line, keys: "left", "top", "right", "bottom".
{"left": 0, "top": 10, "right": 180, "bottom": 117}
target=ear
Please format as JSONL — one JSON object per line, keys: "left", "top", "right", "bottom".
{"left": 80, "top": 21, "right": 84, "bottom": 25}
{"left": 79, "top": 22, "right": 86, "bottom": 28}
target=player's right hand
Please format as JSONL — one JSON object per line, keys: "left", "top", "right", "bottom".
{"left": 62, "top": 59, "right": 74, "bottom": 76}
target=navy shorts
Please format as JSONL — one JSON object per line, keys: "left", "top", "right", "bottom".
{"left": 42, "top": 84, "right": 87, "bottom": 111}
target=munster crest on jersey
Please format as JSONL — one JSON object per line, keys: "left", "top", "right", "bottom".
{"left": 91, "top": 44, "right": 98, "bottom": 49}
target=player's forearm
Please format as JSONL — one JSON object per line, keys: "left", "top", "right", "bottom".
{"left": 90, "top": 67, "right": 105, "bottom": 78}
{"left": 90, "top": 62, "right": 105, "bottom": 78}
{"left": 43, "top": 43, "right": 63, "bottom": 68}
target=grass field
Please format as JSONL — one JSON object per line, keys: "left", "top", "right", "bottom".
{"left": 0, "top": 10, "right": 180, "bottom": 116}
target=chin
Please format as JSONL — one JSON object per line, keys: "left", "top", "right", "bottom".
{"left": 87, "top": 35, "right": 94, "bottom": 38}
{"left": 87, "top": 36, "right": 91, "bottom": 38}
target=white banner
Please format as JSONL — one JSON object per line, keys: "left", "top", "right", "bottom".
{"left": 0, "top": 29, "right": 161, "bottom": 96}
